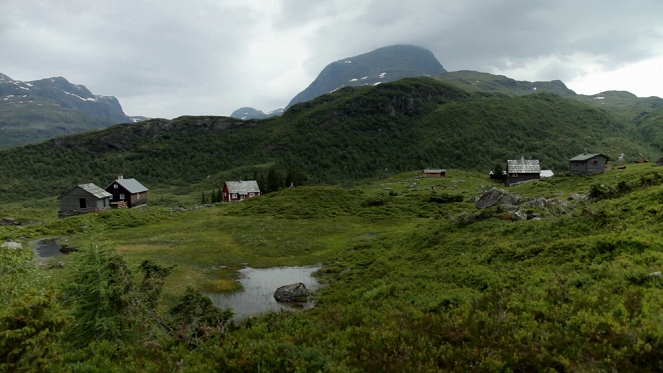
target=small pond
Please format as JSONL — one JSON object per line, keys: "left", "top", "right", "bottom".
{"left": 208, "top": 265, "right": 323, "bottom": 320}
{"left": 31, "top": 238, "right": 76, "bottom": 258}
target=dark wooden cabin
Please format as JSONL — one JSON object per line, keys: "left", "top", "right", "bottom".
{"left": 423, "top": 169, "right": 446, "bottom": 178}
{"left": 58, "top": 183, "right": 112, "bottom": 218}
{"left": 223, "top": 180, "right": 261, "bottom": 203}
{"left": 105, "top": 176, "right": 148, "bottom": 208}
{"left": 569, "top": 153, "right": 609, "bottom": 174}
{"left": 507, "top": 158, "right": 541, "bottom": 186}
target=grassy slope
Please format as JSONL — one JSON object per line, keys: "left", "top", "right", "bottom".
{"left": 4, "top": 164, "right": 663, "bottom": 369}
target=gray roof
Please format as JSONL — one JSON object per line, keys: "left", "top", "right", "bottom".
{"left": 58, "top": 183, "right": 112, "bottom": 199}
{"left": 108, "top": 178, "right": 148, "bottom": 193}
{"left": 424, "top": 169, "right": 446, "bottom": 173}
{"left": 507, "top": 159, "right": 541, "bottom": 174}
{"left": 569, "top": 153, "right": 609, "bottom": 161}
{"left": 225, "top": 180, "right": 260, "bottom": 194}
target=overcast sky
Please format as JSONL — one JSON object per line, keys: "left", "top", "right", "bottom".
{"left": 1, "top": 0, "right": 662, "bottom": 119}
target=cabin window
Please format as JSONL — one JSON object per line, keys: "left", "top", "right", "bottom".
{"left": 511, "top": 173, "right": 518, "bottom": 178}
{"left": 593, "top": 160, "right": 598, "bottom": 166}
{"left": 249, "top": 193, "right": 254, "bottom": 197}
{"left": 114, "top": 184, "right": 118, "bottom": 189}
{"left": 137, "top": 194, "right": 140, "bottom": 200}
{"left": 79, "top": 198, "right": 87, "bottom": 209}
{"left": 103, "top": 199, "right": 106, "bottom": 207}
{"left": 120, "top": 193, "right": 125, "bottom": 200}
{"left": 232, "top": 193, "right": 238, "bottom": 199}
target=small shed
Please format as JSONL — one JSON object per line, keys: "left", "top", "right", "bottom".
{"left": 105, "top": 176, "right": 148, "bottom": 208}
{"left": 507, "top": 158, "right": 541, "bottom": 186}
{"left": 223, "top": 180, "right": 261, "bottom": 203}
{"left": 423, "top": 169, "right": 446, "bottom": 178}
{"left": 58, "top": 183, "right": 112, "bottom": 218}
{"left": 569, "top": 153, "right": 609, "bottom": 174}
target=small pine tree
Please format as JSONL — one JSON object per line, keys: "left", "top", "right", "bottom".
{"left": 201, "top": 192, "right": 208, "bottom": 205}
{"left": 266, "top": 168, "right": 282, "bottom": 193}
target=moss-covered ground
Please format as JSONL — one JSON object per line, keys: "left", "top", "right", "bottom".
{"left": 4, "top": 164, "right": 663, "bottom": 370}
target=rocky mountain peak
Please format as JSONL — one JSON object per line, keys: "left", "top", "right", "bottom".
{"left": 285, "top": 45, "right": 447, "bottom": 109}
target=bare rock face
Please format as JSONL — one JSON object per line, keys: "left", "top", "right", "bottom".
{"left": 475, "top": 188, "right": 523, "bottom": 209}
{"left": 274, "top": 282, "right": 310, "bottom": 302}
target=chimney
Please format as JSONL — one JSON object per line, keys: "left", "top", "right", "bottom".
{"left": 118, "top": 175, "right": 123, "bottom": 180}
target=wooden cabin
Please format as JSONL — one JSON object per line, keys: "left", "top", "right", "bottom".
{"left": 105, "top": 176, "right": 148, "bottom": 209}
{"left": 569, "top": 153, "right": 609, "bottom": 174}
{"left": 58, "top": 183, "right": 112, "bottom": 218}
{"left": 223, "top": 180, "right": 261, "bottom": 203}
{"left": 507, "top": 158, "right": 541, "bottom": 186}
{"left": 423, "top": 169, "right": 446, "bottom": 178}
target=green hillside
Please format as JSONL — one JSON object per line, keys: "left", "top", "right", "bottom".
{"left": 0, "top": 77, "right": 658, "bottom": 204}
{"left": 435, "top": 71, "right": 663, "bottom": 123}
{"left": 3, "top": 164, "right": 663, "bottom": 370}
{"left": 634, "top": 106, "right": 663, "bottom": 153}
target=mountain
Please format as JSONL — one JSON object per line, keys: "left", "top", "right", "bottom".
{"left": 0, "top": 77, "right": 657, "bottom": 204}
{"left": 434, "top": 71, "right": 663, "bottom": 122}
{"left": 285, "top": 45, "right": 447, "bottom": 109}
{"left": 0, "top": 73, "right": 133, "bottom": 149}
{"left": 230, "top": 107, "right": 284, "bottom": 120}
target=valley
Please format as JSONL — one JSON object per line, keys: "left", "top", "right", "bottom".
{"left": 2, "top": 69, "right": 663, "bottom": 370}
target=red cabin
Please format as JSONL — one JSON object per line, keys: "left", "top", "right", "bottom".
{"left": 223, "top": 180, "right": 261, "bottom": 203}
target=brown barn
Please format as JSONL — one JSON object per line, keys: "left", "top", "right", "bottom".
{"left": 423, "top": 169, "right": 446, "bottom": 178}
{"left": 58, "top": 183, "right": 112, "bottom": 218}
{"left": 223, "top": 180, "right": 261, "bottom": 203}
{"left": 569, "top": 153, "right": 609, "bottom": 174}
{"left": 507, "top": 158, "right": 541, "bottom": 186}
{"left": 105, "top": 176, "right": 148, "bottom": 208}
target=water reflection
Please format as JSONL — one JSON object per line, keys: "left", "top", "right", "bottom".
{"left": 33, "top": 239, "right": 75, "bottom": 258}
{"left": 208, "top": 266, "right": 323, "bottom": 320}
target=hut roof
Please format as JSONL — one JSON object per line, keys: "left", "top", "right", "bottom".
{"left": 108, "top": 178, "right": 148, "bottom": 193}
{"left": 569, "top": 153, "right": 610, "bottom": 161}
{"left": 58, "top": 183, "right": 112, "bottom": 200}
{"left": 225, "top": 180, "right": 261, "bottom": 194}
{"left": 507, "top": 159, "right": 541, "bottom": 174}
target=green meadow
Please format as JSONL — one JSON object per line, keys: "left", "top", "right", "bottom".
{"left": 4, "top": 164, "right": 663, "bottom": 371}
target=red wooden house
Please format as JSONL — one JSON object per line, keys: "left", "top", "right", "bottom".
{"left": 223, "top": 180, "right": 261, "bottom": 203}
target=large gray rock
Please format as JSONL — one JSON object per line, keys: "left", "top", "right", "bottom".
{"left": 512, "top": 210, "right": 528, "bottom": 221}
{"left": 475, "top": 188, "right": 523, "bottom": 209}
{"left": 1, "top": 241, "right": 22, "bottom": 250}
{"left": 274, "top": 282, "right": 310, "bottom": 302}
{"left": 567, "top": 193, "right": 587, "bottom": 201}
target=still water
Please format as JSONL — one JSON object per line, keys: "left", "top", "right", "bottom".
{"left": 32, "top": 238, "right": 75, "bottom": 258}
{"left": 208, "top": 266, "right": 323, "bottom": 320}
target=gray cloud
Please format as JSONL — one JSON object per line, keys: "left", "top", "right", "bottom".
{"left": 1, "top": 0, "right": 661, "bottom": 118}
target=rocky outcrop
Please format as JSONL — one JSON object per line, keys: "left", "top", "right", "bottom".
{"left": 274, "top": 283, "right": 310, "bottom": 302}
{"left": 475, "top": 188, "right": 524, "bottom": 209}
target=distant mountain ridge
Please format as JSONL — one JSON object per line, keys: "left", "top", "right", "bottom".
{"left": 230, "top": 107, "right": 284, "bottom": 120}
{"left": 0, "top": 73, "right": 133, "bottom": 149}
{"left": 230, "top": 44, "right": 448, "bottom": 118}
{"left": 434, "top": 71, "right": 663, "bottom": 122}
{"left": 285, "top": 45, "right": 447, "bottom": 109}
